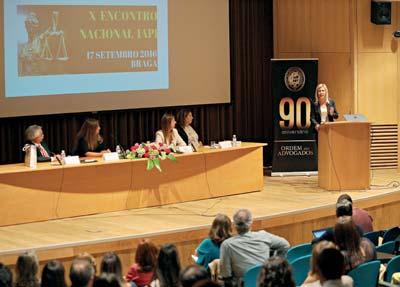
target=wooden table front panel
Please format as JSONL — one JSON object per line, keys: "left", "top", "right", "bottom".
{"left": 0, "top": 143, "right": 266, "bottom": 226}
{"left": 0, "top": 169, "right": 62, "bottom": 226}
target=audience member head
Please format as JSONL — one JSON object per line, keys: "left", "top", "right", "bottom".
{"left": 135, "top": 239, "right": 159, "bottom": 272}
{"left": 335, "top": 199, "right": 352, "bottom": 217}
{"left": 180, "top": 265, "right": 208, "bottom": 287}
{"left": 25, "top": 125, "right": 44, "bottom": 144}
{"left": 75, "top": 252, "right": 97, "bottom": 274}
{"left": 208, "top": 214, "right": 232, "bottom": 245}
{"left": 0, "top": 263, "right": 13, "bottom": 287}
{"left": 76, "top": 118, "right": 102, "bottom": 150}
{"left": 41, "top": 260, "right": 67, "bottom": 287}
{"left": 337, "top": 194, "right": 353, "bottom": 204}
{"left": 334, "top": 216, "right": 361, "bottom": 255}
{"left": 233, "top": 209, "right": 252, "bottom": 235}
{"left": 15, "top": 251, "right": 39, "bottom": 287}
{"left": 315, "top": 83, "right": 329, "bottom": 104}
{"left": 192, "top": 280, "right": 220, "bottom": 287}
{"left": 70, "top": 258, "right": 95, "bottom": 287}
{"left": 309, "top": 241, "right": 338, "bottom": 278}
{"left": 100, "top": 252, "right": 124, "bottom": 283}
{"left": 258, "top": 257, "right": 295, "bottom": 287}
{"left": 93, "top": 273, "right": 122, "bottom": 287}
{"left": 155, "top": 244, "right": 181, "bottom": 287}
{"left": 177, "top": 109, "right": 193, "bottom": 128}
{"left": 316, "top": 248, "right": 345, "bottom": 282}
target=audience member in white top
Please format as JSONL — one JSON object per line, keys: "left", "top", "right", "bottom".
{"left": 302, "top": 241, "right": 353, "bottom": 287}
{"left": 155, "top": 113, "right": 186, "bottom": 147}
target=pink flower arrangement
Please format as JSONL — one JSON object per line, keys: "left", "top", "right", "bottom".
{"left": 126, "top": 142, "right": 176, "bottom": 171}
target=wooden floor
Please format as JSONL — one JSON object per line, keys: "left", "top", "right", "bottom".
{"left": 1, "top": 169, "right": 400, "bottom": 268}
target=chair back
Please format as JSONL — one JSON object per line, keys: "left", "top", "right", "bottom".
{"left": 290, "top": 255, "right": 311, "bottom": 286}
{"left": 287, "top": 243, "right": 312, "bottom": 263}
{"left": 377, "top": 241, "right": 396, "bottom": 254}
{"left": 363, "top": 230, "right": 384, "bottom": 246}
{"left": 348, "top": 260, "right": 380, "bottom": 287}
{"left": 385, "top": 255, "right": 400, "bottom": 282}
{"left": 383, "top": 227, "right": 400, "bottom": 244}
{"left": 243, "top": 264, "right": 263, "bottom": 287}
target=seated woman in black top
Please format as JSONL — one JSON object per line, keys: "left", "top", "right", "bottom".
{"left": 176, "top": 109, "right": 200, "bottom": 147}
{"left": 72, "top": 118, "right": 110, "bottom": 157}
{"left": 24, "top": 124, "right": 57, "bottom": 162}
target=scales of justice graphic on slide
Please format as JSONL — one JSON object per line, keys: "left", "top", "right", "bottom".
{"left": 19, "top": 11, "right": 69, "bottom": 76}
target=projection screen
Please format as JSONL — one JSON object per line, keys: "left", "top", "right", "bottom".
{"left": 0, "top": 0, "right": 230, "bottom": 117}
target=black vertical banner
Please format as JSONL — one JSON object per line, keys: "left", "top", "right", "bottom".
{"left": 271, "top": 59, "right": 318, "bottom": 175}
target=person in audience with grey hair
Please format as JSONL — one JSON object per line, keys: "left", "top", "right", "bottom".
{"left": 219, "top": 209, "right": 290, "bottom": 286}
{"left": 25, "top": 125, "right": 59, "bottom": 162}
{"left": 70, "top": 258, "right": 95, "bottom": 287}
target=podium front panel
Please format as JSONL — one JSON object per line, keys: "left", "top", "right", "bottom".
{"left": 318, "top": 122, "right": 370, "bottom": 191}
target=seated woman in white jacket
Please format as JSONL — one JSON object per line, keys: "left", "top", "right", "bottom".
{"left": 155, "top": 113, "right": 186, "bottom": 147}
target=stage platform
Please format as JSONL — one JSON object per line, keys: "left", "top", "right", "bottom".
{"left": 1, "top": 169, "right": 400, "bottom": 272}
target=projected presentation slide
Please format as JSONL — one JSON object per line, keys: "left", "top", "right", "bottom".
{"left": 4, "top": 0, "right": 168, "bottom": 97}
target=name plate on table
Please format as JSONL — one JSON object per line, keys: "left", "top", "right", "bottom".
{"left": 177, "top": 146, "right": 193, "bottom": 153}
{"left": 218, "top": 141, "right": 232, "bottom": 149}
{"left": 64, "top": 156, "right": 80, "bottom": 165}
{"left": 103, "top": 152, "right": 120, "bottom": 161}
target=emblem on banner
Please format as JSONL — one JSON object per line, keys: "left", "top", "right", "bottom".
{"left": 284, "top": 67, "right": 306, "bottom": 92}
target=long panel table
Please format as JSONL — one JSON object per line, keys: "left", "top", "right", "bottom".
{"left": 0, "top": 143, "right": 265, "bottom": 226}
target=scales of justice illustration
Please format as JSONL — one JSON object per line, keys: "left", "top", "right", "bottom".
{"left": 22, "top": 11, "right": 69, "bottom": 63}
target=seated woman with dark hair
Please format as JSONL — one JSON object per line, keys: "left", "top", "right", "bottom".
{"left": 24, "top": 125, "right": 58, "bottom": 162}
{"left": 126, "top": 240, "right": 159, "bottom": 287}
{"left": 150, "top": 244, "right": 181, "bottom": 287}
{"left": 176, "top": 109, "right": 200, "bottom": 147}
{"left": 72, "top": 118, "right": 110, "bottom": 157}
{"left": 258, "top": 257, "right": 295, "bottom": 287}
{"left": 195, "top": 214, "right": 232, "bottom": 270}
{"left": 93, "top": 273, "right": 122, "bottom": 287}
{"left": 100, "top": 252, "right": 130, "bottom": 287}
{"left": 41, "top": 260, "right": 67, "bottom": 287}
{"left": 334, "top": 216, "right": 375, "bottom": 273}
{"left": 302, "top": 241, "right": 353, "bottom": 287}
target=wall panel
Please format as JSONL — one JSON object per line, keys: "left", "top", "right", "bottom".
{"left": 357, "top": 0, "right": 399, "bottom": 53}
{"left": 274, "top": 0, "right": 400, "bottom": 125}
{"left": 315, "top": 52, "right": 353, "bottom": 117}
{"left": 358, "top": 52, "right": 398, "bottom": 123}
{"left": 310, "top": 0, "right": 351, "bottom": 53}
{"left": 275, "top": 0, "right": 312, "bottom": 53}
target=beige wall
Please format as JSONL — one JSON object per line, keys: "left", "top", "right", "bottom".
{"left": 274, "top": 0, "right": 400, "bottom": 124}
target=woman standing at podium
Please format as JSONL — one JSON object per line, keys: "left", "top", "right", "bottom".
{"left": 312, "top": 83, "right": 339, "bottom": 132}
{"left": 72, "top": 118, "right": 110, "bottom": 157}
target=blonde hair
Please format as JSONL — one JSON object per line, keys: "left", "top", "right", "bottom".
{"left": 160, "top": 113, "right": 175, "bottom": 144}
{"left": 314, "top": 83, "right": 329, "bottom": 104}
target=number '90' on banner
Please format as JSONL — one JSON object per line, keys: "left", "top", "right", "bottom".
{"left": 271, "top": 59, "right": 318, "bottom": 175}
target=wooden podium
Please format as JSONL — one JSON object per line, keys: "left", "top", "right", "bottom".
{"left": 318, "top": 122, "right": 371, "bottom": 191}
